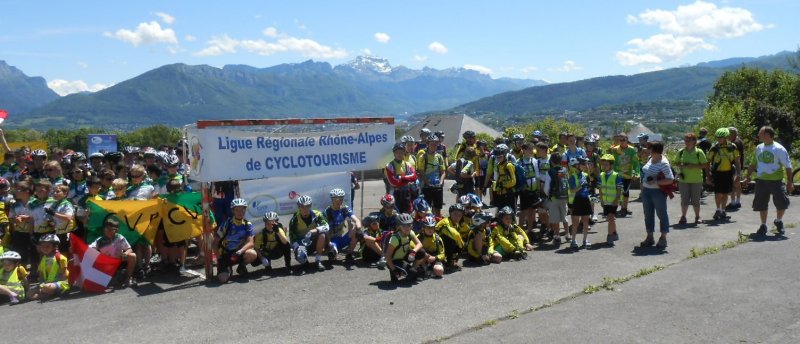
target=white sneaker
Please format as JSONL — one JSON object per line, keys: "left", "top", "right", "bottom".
{"left": 591, "top": 215, "right": 599, "bottom": 222}
{"left": 179, "top": 266, "right": 188, "bottom": 274}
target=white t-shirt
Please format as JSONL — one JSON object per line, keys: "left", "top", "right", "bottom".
{"left": 753, "top": 142, "right": 792, "bottom": 181}
{"left": 90, "top": 234, "right": 132, "bottom": 259}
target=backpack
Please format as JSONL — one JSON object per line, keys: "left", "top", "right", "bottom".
{"left": 549, "top": 167, "right": 569, "bottom": 199}
{"left": 514, "top": 157, "right": 538, "bottom": 192}
{"left": 708, "top": 144, "right": 735, "bottom": 172}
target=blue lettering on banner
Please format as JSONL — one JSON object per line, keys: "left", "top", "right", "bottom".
{"left": 255, "top": 136, "right": 316, "bottom": 152}
{"left": 264, "top": 152, "right": 367, "bottom": 170}
{"left": 218, "top": 137, "right": 253, "bottom": 153}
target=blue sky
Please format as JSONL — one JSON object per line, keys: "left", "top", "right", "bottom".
{"left": 1, "top": 0, "right": 797, "bottom": 95}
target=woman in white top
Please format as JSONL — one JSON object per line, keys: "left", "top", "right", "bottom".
{"left": 639, "top": 141, "right": 674, "bottom": 248}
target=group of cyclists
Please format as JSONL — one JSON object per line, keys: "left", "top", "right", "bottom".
{"left": 0, "top": 128, "right": 193, "bottom": 303}
{"left": 0, "top": 122, "right": 794, "bottom": 300}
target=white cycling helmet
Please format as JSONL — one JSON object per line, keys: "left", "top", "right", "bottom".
{"left": 296, "top": 195, "right": 313, "bottom": 206}
{"left": 329, "top": 188, "right": 346, "bottom": 198}
{"left": 1, "top": 251, "right": 21, "bottom": 261}
{"left": 39, "top": 233, "right": 60, "bottom": 244}
{"left": 263, "top": 212, "right": 279, "bottom": 221}
{"left": 397, "top": 213, "right": 414, "bottom": 225}
{"left": 230, "top": 198, "right": 248, "bottom": 208}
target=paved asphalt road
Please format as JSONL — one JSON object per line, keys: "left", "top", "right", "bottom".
{"left": 5, "top": 179, "right": 798, "bottom": 344}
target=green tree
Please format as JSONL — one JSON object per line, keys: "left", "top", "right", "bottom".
{"left": 704, "top": 67, "right": 800, "bottom": 155}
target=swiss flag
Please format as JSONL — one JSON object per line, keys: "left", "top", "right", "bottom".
{"left": 69, "top": 233, "right": 122, "bottom": 293}
{"left": 0, "top": 109, "right": 7, "bottom": 125}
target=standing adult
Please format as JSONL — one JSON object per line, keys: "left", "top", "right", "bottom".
{"left": 676, "top": 133, "right": 708, "bottom": 225}
{"left": 385, "top": 143, "right": 418, "bottom": 214}
{"left": 417, "top": 134, "right": 446, "bottom": 217}
{"left": 638, "top": 142, "right": 674, "bottom": 248}
{"left": 744, "top": 126, "right": 793, "bottom": 236}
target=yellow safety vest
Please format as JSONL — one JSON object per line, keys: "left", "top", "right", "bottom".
{"left": 600, "top": 170, "right": 621, "bottom": 204}
{"left": 0, "top": 266, "right": 25, "bottom": 298}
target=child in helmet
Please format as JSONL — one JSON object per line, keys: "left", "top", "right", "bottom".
{"left": 255, "top": 212, "right": 291, "bottom": 275}
{"left": 411, "top": 197, "right": 434, "bottom": 233}
{"left": 288, "top": 195, "right": 332, "bottom": 272}
{"left": 466, "top": 213, "right": 502, "bottom": 264}
{"left": 214, "top": 198, "right": 257, "bottom": 283}
{"left": 568, "top": 157, "right": 593, "bottom": 249}
{"left": 418, "top": 215, "right": 445, "bottom": 278}
{"left": 31, "top": 234, "right": 69, "bottom": 300}
{"left": 356, "top": 214, "right": 387, "bottom": 269}
{"left": 377, "top": 194, "right": 400, "bottom": 232}
{"left": 598, "top": 154, "right": 623, "bottom": 245}
{"left": 324, "top": 188, "right": 362, "bottom": 265}
{"left": 384, "top": 213, "right": 426, "bottom": 282}
{"left": 492, "top": 206, "right": 533, "bottom": 260}
{"left": 0, "top": 251, "right": 27, "bottom": 304}
{"left": 436, "top": 204, "right": 467, "bottom": 271}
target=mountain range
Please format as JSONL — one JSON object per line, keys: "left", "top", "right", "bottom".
{"left": 3, "top": 51, "right": 796, "bottom": 130}
{"left": 452, "top": 51, "right": 796, "bottom": 115}
{"left": 0, "top": 61, "right": 59, "bottom": 115}
{"left": 8, "top": 56, "right": 545, "bottom": 129}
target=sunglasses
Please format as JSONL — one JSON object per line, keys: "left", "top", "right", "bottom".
{"left": 104, "top": 177, "right": 115, "bottom": 181}
{"left": 130, "top": 174, "right": 144, "bottom": 178}
{"left": 72, "top": 170, "right": 83, "bottom": 174}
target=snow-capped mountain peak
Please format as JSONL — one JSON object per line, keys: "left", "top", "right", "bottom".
{"left": 342, "top": 56, "right": 393, "bottom": 74}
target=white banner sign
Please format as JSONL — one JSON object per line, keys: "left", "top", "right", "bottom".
{"left": 239, "top": 172, "right": 351, "bottom": 224}
{"left": 188, "top": 124, "right": 394, "bottom": 182}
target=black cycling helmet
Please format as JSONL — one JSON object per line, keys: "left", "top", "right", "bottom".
{"left": 462, "top": 130, "right": 476, "bottom": 139}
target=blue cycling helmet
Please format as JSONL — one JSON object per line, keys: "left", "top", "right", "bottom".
{"left": 413, "top": 198, "right": 430, "bottom": 212}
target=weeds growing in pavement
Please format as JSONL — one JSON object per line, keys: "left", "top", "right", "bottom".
{"left": 737, "top": 231, "right": 749, "bottom": 244}
{"left": 689, "top": 246, "right": 719, "bottom": 258}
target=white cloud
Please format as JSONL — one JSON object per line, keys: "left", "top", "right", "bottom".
{"left": 263, "top": 27, "right": 279, "bottom": 38}
{"left": 104, "top": 21, "right": 178, "bottom": 47}
{"left": 618, "top": 1, "right": 766, "bottom": 66}
{"left": 617, "top": 33, "right": 715, "bottom": 66}
{"left": 362, "top": 48, "right": 372, "bottom": 56}
{"left": 521, "top": 66, "right": 538, "bottom": 74}
{"left": 631, "top": 0, "right": 766, "bottom": 39}
{"left": 240, "top": 39, "right": 287, "bottom": 56}
{"left": 194, "top": 34, "right": 239, "bottom": 56}
{"left": 463, "top": 64, "right": 492, "bottom": 75}
{"left": 278, "top": 37, "right": 347, "bottom": 58}
{"left": 155, "top": 12, "right": 175, "bottom": 25}
{"left": 77, "top": 61, "right": 88, "bottom": 69}
{"left": 428, "top": 41, "right": 448, "bottom": 54}
{"left": 184, "top": 35, "right": 196, "bottom": 42}
{"left": 48, "top": 79, "right": 110, "bottom": 96}
{"left": 550, "top": 60, "right": 582, "bottom": 72}
{"left": 374, "top": 32, "right": 391, "bottom": 43}
{"left": 194, "top": 34, "right": 347, "bottom": 59}
{"left": 615, "top": 51, "right": 663, "bottom": 66}
{"left": 414, "top": 55, "right": 428, "bottom": 62}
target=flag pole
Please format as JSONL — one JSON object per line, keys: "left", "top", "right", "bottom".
{"left": 201, "top": 181, "right": 213, "bottom": 279}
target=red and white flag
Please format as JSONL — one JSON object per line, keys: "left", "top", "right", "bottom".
{"left": 69, "top": 233, "right": 122, "bottom": 293}
{"left": 0, "top": 109, "right": 7, "bottom": 125}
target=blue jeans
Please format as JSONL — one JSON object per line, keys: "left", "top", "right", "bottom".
{"left": 642, "top": 188, "right": 669, "bottom": 233}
